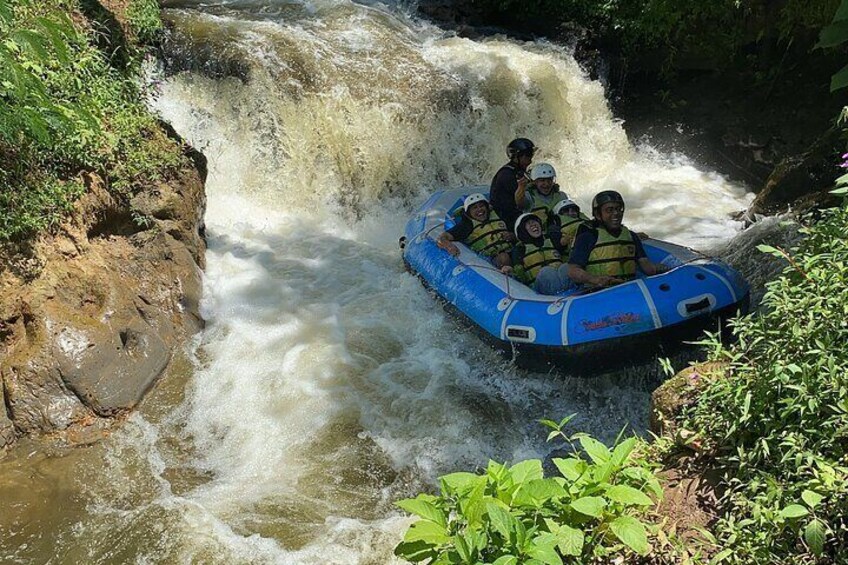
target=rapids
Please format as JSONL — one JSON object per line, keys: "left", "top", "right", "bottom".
{"left": 0, "top": 1, "right": 753, "bottom": 563}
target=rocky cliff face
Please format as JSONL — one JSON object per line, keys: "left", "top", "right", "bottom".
{"left": 0, "top": 143, "right": 207, "bottom": 450}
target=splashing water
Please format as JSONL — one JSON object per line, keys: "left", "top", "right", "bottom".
{"left": 0, "top": 1, "right": 753, "bottom": 563}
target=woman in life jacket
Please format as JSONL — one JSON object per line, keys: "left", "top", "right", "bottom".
{"left": 437, "top": 193, "right": 515, "bottom": 268}
{"left": 515, "top": 162, "right": 568, "bottom": 229}
{"left": 548, "top": 198, "right": 590, "bottom": 256}
{"left": 502, "top": 213, "right": 572, "bottom": 295}
{"left": 566, "top": 190, "right": 670, "bottom": 288}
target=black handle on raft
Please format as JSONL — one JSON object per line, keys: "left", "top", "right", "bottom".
{"left": 684, "top": 297, "right": 711, "bottom": 314}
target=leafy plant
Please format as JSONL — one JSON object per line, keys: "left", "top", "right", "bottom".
{"left": 394, "top": 417, "right": 663, "bottom": 564}
{"left": 682, "top": 192, "right": 848, "bottom": 563}
{"left": 126, "top": 0, "right": 162, "bottom": 44}
{"left": 816, "top": 0, "right": 848, "bottom": 91}
{"left": 0, "top": 0, "right": 185, "bottom": 242}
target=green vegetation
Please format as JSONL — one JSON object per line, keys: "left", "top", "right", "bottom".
{"left": 395, "top": 417, "right": 663, "bottom": 564}
{"left": 818, "top": 0, "right": 848, "bottom": 91}
{"left": 678, "top": 190, "right": 848, "bottom": 563}
{"left": 0, "top": 0, "right": 185, "bottom": 242}
{"left": 480, "top": 0, "right": 839, "bottom": 72}
{"left": 395, "top": 3, "right": 848, "bottom": 564}
{"left": 396, "top": 195, "right": 848, "bottom": 565}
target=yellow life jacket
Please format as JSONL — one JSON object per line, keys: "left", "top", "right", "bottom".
{"left": 585, "top": 226, "right": 638, "bottom": 279}
{"left": 466, "top": 211, "right": 511, "bottom": 256}
{"left": 520, "top": 238, "right": 561, "bottom": 283}
{"left": 558, "top": 213, "right": 590, "bottom": 254}
{"left": 527, "top": 186, "right": 566, "bottom": 227}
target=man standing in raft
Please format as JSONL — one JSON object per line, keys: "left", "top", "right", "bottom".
{"left": 567, "top": 190, "right": 670, "bottom": 287}
{"left": 490, "top": 138, "right": 535, "bottom": 230}
{"left": 437, "top": 193, "right": 515, "bottom": 268}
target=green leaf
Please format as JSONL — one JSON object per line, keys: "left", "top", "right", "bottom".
{"left": 830, "top": 62, "right": 848, "bottom": 91}
{"left": 396, "top": 498, "right": 446, "bottom": 527}
{"left": 404, "top": 519, "right": 450, "bottom": 545}
{"left": 570, "top": 496, "right": 606, "bottom": 518}
{"left": 780, "top": 504, "right": 809, "bottom": 519}
{"left": 804, "top": 519, "right": 826, "bottom": 556}
{"left": 0, "top": 1, "right": 12, "bottom": 25}
{"left": 460, "top": 478, "right": 488, "bottom": 527}
{"left": 609, "top": 516, "right": 649, "bottom": 555}
{"left": 486, "top": 502, "right": 515, "bottom": 540}
{"left": 555, "top": 525, "right": 584, "bottom": 557}
{"left": 514, "top": 479, "right": 567, "bottom": 507}
{"left": 539, "top": 418, "right": 559, "bottom": 430}
{"left": 552, "top": 457, "right": 585, "bottom": 481}
{"left": 35, "top": 17, "right": 71, "bottom": 63}
{"left": 579, "top": 436, "right": 610, "bottom": 465}
{"left": 831, "top": 186, "right": 848, "bottom": 195}
{"left": 454, "top": 534, "right": 472, "bottom": 563}
{"left": 440, "top": 472, "right": 480, "bottom": 495}
{"left": 509, "top": 459, "right": 544, "bottom": 485}
{"left": 605, "top": 485, "right": 654, "bottom": 506}
{"left": 527, "top": 542, "right": 563, "bottom": 565}
{"left": 488, "top": 460, "right": 508, "bottom": 483}
{"left": 711, "top": 548, "right": 733, "bottom": 562}
{"left": 610, "top": 436, "right": 636, "bottom": 466}
{"left": 801, "top": 490, "right": 823, "bottom": 509}
{"left": 816, "top": 19, "right": 848, "bottom": 48}
{"left": 394, "top": 539, "right": 437, "bottom": 562}
{"left": 10, "top": 29, "right": 49, "bottom": 60}
{"left": 836, "top": 0, "right": 848, "bottom": 21}
{"left": 492, "top": 556, "right": 518, "bottom": 565}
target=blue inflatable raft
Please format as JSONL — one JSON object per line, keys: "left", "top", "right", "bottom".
{"left": 401, "top": 188, "right": 750, "bottom": 370}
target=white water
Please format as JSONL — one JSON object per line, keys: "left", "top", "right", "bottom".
{"left": 1, "top": 1, "right": 754, "bottom": 563}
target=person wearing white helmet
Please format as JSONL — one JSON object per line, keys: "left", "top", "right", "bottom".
{"left": 515, "top": 162, "right": 568, "bottom": 228}
{"left": 549, "top": 198, "right": 590, "bottom": 255}
{"left": 502, "top": 213, "right": 571, "bottom": 295}
{"left": 437, "top": 193, "right": 515, "bottom": 268}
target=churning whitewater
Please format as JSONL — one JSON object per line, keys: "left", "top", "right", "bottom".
{"left": 2, "top": 0, "right": 754, "bottom": 563}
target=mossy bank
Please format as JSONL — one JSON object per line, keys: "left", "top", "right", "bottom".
{"left": 0, "top": 0, "right": 206, "bottom": 451}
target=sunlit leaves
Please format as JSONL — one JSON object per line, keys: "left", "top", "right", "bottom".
{"left": 686, "top": 201, "right": 848, "bottom": 562}
{"left": 396, "top": 431, "right": 661, "bottom": 563}
{"left": 0, "top": 0, "right": 184, "bottom": 241}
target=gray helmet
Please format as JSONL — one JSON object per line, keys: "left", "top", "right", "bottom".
{"left": 591, "top": 190, "right": 625, "bottom": 212}
{"left": 552, "top": 198, "right": 579, "bottom": 215}
{"left": 506, "top": 138, "right": 536, "bottom": 160}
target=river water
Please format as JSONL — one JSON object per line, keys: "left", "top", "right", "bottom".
{"left": 0, "top": 1, "right": 753, "bottom": 563}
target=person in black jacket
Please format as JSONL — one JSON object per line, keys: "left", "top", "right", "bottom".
{"left": 490, "top": 138, "right": 535, "bottom": 230}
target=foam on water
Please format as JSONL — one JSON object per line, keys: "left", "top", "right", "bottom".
{"left": 6, "top": 1, "right": 754, "bottom": 562}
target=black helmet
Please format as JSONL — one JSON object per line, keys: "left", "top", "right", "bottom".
{"left": 592, "top": 190, "right": 625, "bottom": 212}
{"left": 506, "top": 138, "right": 536, "bottom": 160}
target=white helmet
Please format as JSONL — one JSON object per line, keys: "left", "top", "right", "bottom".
{"left": 463, "top": 193, "right": 489, "bottom": 212}
{"left": 514, "top": 213, "right": 542, "bottom": 238}
{"left": 553, "top": 198, "right": 579, "bottom": 215}
{"left": 530, "top": 163, "right": 556, "bottom": 181}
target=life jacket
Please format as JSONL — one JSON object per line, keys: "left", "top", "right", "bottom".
{"left": 585, "top": 225, "right": 638, "bottom": 279}
{"left": 526, "top": 186, "right": 565, "bottom": 228}
{"left": 466, "top": 211, "right": 511, "bottom": 257}
{"left": 519, "top": 238, "right": 561, "bottom": 283}
{"left": 557, "top": 213, "right": 590, "bottom": 255}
